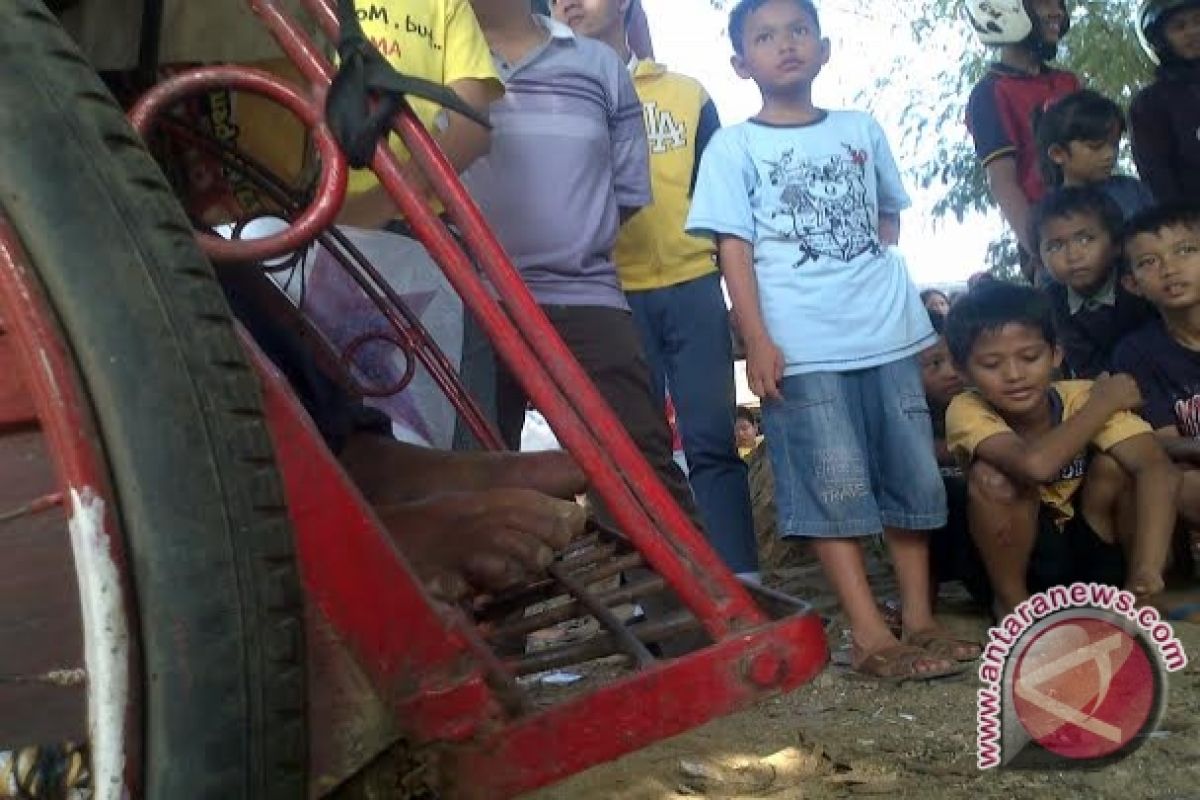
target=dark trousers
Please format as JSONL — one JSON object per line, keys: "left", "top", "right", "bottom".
{"left": 626, "top": 273, "right": 758, "bottom": 572}
{"left": 494, "top": 304, "right": 702, "bottom": 532}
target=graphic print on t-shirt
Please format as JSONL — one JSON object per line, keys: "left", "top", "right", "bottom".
{"left": 765, "top": 143, "right": 879, "bottom": 267}
{"left": 1175, "top": 394, "right": 1200, "bottom": 437}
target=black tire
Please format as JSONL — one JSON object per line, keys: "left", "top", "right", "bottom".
{"left": 0, "top": 3, "right": 306, "bottom": 797}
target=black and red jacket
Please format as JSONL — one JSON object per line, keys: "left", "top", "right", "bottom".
{"left": 966, "top": 63, "right": 1081, "bottom": 204}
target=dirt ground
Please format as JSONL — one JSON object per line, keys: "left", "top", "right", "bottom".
{"left": 526, "top": 560, "right": 1200, "bottom": 800}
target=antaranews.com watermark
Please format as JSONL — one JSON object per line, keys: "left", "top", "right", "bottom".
{"left": 977, "top": 582, "right": 1187, "bottom": 770}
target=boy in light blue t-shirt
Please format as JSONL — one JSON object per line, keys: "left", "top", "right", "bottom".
{"left": 687, "top": 0, "right": 980, "bottom": 681}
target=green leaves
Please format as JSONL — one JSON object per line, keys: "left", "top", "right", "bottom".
{"left": 870, "top": 0, "right": 1153, "bottom": 276}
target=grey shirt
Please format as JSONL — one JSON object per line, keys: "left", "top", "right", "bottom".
{"left": 462, "top": 16, "right": 652, "bottom": 309}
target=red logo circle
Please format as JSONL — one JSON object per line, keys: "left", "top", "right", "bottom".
{"left": 1011, "top": 617, "right": 1157, "bottom": 760}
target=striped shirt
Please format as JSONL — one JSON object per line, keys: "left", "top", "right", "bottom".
{"left": 462, "top": 16, "right": 651, "bottom": 309}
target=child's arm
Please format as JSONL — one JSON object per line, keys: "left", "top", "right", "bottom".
{"left": 879, "top": 212, "right": 901, "bottom": 246}
{"left": 610, "top": 58, "right": 652, "bottom": 224}
{"left": 974, "top": 374, "right": 1144, "bottom": 483}
{"left": 1153, "top": 427, "right": 1200, "bottom": 465}
{"left": 339, "top": 80, "right": 498, "bottom": 229}
{"left": 1105, "top": 432, "right": 1181, "bottom": 574}
{"left": 868, "top": 116, "right": 910, "bottom": 247}
{"left": 934, "top": 436, "right": 955, "bottom": 467}
{"left": 718, "top": 235, "right": 784, "bottom": 401}
{"left": 984, "top": 158, "right": 1036, "bottom": 258}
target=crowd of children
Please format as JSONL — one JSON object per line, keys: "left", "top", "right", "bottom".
{"left": 86, "top": 0, "right": 1197, "bottom": 681}
{"left": 329, "top": 0, "right": 1199, "bottom": 680}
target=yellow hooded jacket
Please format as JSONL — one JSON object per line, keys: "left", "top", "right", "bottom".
{"left": 616, "top": 59, "right": 721, "bottom": 292}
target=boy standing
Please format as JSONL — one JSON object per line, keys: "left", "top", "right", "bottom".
{"left": 964, "top": 0, "right": 1079, "bottom": 283}
{"left": 946, "top": 284, "right": 1179, "bottom": 616}
{"left": 552, "top": 0, "right": 759, "bottom": 575}
{"left": 462, "top": 1, "right": 704, "bottom": 530}
{"left": 1113, "top": 205, "right": 1200, "bottom": 529}
{"left": 337, "top": 0, "right": 503, "bottom": 228}
{"left": 1132, "top": 0, "right": 1200, "bottom": 205}
{"left": 688, "top": 0, "right": 976, "bottom": 680}
{"left": 1031, "top": 187, "right": 1156, "bottom": 378}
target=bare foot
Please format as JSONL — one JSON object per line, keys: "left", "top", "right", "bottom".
{"left": 377, "top": 488, "right": 586, "bottom": 601}
{"left": 341, "top": 436, "right": 587, "bottom": 505}
{"left": 1126, "top": 571, "right": 1166, "bottom": 603}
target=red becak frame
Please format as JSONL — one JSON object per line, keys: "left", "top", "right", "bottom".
{"left": 128, "top": 1, "right": 829, "bottom": 796}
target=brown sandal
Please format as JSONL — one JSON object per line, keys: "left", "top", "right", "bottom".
{"left": 904, "top": 629, "right": 982, "bottom": 663}
{"left": 851, "top": 644, "right": 965, "bottom": 683}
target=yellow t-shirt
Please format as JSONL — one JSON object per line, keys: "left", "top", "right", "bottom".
{"left": 946, "top": 380, "right": 1152, "bottom": 524}
{"left": 345, "top": 0, "right": 502, "bottom": 196}
{"left": 615, "top": 60, "right": 717, "bottom": 291}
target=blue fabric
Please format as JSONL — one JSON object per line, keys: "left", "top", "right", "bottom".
{"left": 626, "top": 272, "right": 758, "bottom": 572}
{"left": 1097, "top": 175, "right": 1156, "bottom": 221}
{"left": 686, "top": 112, "right": 934, "bottom": 376}
{"left": 761, "top": 357, "right": 947, "bottom": 537}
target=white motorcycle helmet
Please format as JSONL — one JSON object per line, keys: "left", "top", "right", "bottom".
{"left": 963, "top": 0, "right": 1034, "bottom": 44}
{"left": 964, "top": 0, "right": 1070, "bottom": 48}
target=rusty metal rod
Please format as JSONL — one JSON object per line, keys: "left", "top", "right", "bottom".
{"left": 557, "top": 542, "right": 620, "bottom": 574}
{"left": 510, "top": 611, "right": 701, "bottom": 676}
{"left": 488, "top": 576, "right": 666, "bottom": 641}
{"left": 548, "top": 563, "right": 655, "bottom": 668}
{"left": 475, "top": 551, "right": 646, "bottom": 624}
{"left": 572, "top": 553, "right": 645, "bottom": 587}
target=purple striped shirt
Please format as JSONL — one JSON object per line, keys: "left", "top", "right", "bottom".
{"left": 462, "top": 16, "right": 651, "bottom": 309}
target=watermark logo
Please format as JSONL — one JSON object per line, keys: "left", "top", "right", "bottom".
{"left": 977, "top": 583, "right": 1187, "bottom": 770}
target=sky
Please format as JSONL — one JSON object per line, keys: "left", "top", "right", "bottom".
{"left": 640, "top": 0, "right": 1005, "bottom": 287}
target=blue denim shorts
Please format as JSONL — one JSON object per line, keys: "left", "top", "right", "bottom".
{"left": 762, "top": 357, "right": 947, "bottom": 537}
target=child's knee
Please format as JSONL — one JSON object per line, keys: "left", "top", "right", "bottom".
{"left": 968, "top": 460, "right": 1019, "bottom": 505}
{"left": 1086, "top": 452, "right": 1129, "bottom": 488}
{"left": 1178, "top": 469, "right": 1200, "bottom": 523}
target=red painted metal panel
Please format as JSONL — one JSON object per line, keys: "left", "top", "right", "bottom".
{"left": 0, "top": 330, "right": 38, "bottom": 430}
{"left": 247, "top": 327, "right": 510, "bottom": 744}
{"left": 0, "top": 214, "right": 143, "bottom": 795}
{"left": 446, "top": 614, "right": 828, "bottom": 800}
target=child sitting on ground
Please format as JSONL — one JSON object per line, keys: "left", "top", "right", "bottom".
{"left": 919, "top": 310, "right": 966, "bottom": 470}
{"left": 946, "top": 283, "right": 1180, "bottom": 617}
{"left": 921, "top": 288, "right": 952, "bottom": 316}
{"left": 1113, "top": 205, "right": 1200, "bottom": 536}
{"left": 1031, "top": 186, "right": 1157, "bottom": 378}
{"left": 1033, "top": 89, "right": 1156, "bottom": 220}
{"left": 919, "top": 311, "right": 992, "bottom": 606}
{"left": 688, "top": 0, "right": 978, "bottom": 681}
{"left": 1131, "top": 0, "right": 1200, "bottom": 205}
{"left": 735, "top": 406, "right": 762, "bottom": 460}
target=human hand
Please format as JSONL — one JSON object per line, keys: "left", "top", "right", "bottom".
{"left": 379, "top": 489, "right": 585, "bottom": 602}
{"left": 1087, "top": 373, "right": 1143, "bottom": 416}
{"left": 745, "top": 333, "right": 785, "bottom": 402}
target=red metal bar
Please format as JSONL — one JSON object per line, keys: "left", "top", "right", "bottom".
{"left": 136, "top": 86, "right": 504, "bottom": 448}
{"left": 0, "top": 213, "right": 144, "bottom": 797}
{"left": 129, "top": 67, "right": 346, "bottom": 265}
{"left": 244, "top": 0, "right": 764, "bottom": 637}
{"left": 317, "top": 228, "right": 506, "bottom": 448}
{"left": 250, "top": 307, "right": 826, "bottom": 797}
{"left": 445, "top": 613, "right": 828, "bottom": 800}
{"left": 246, "top": 325, "right": 513, "bottom": 743}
